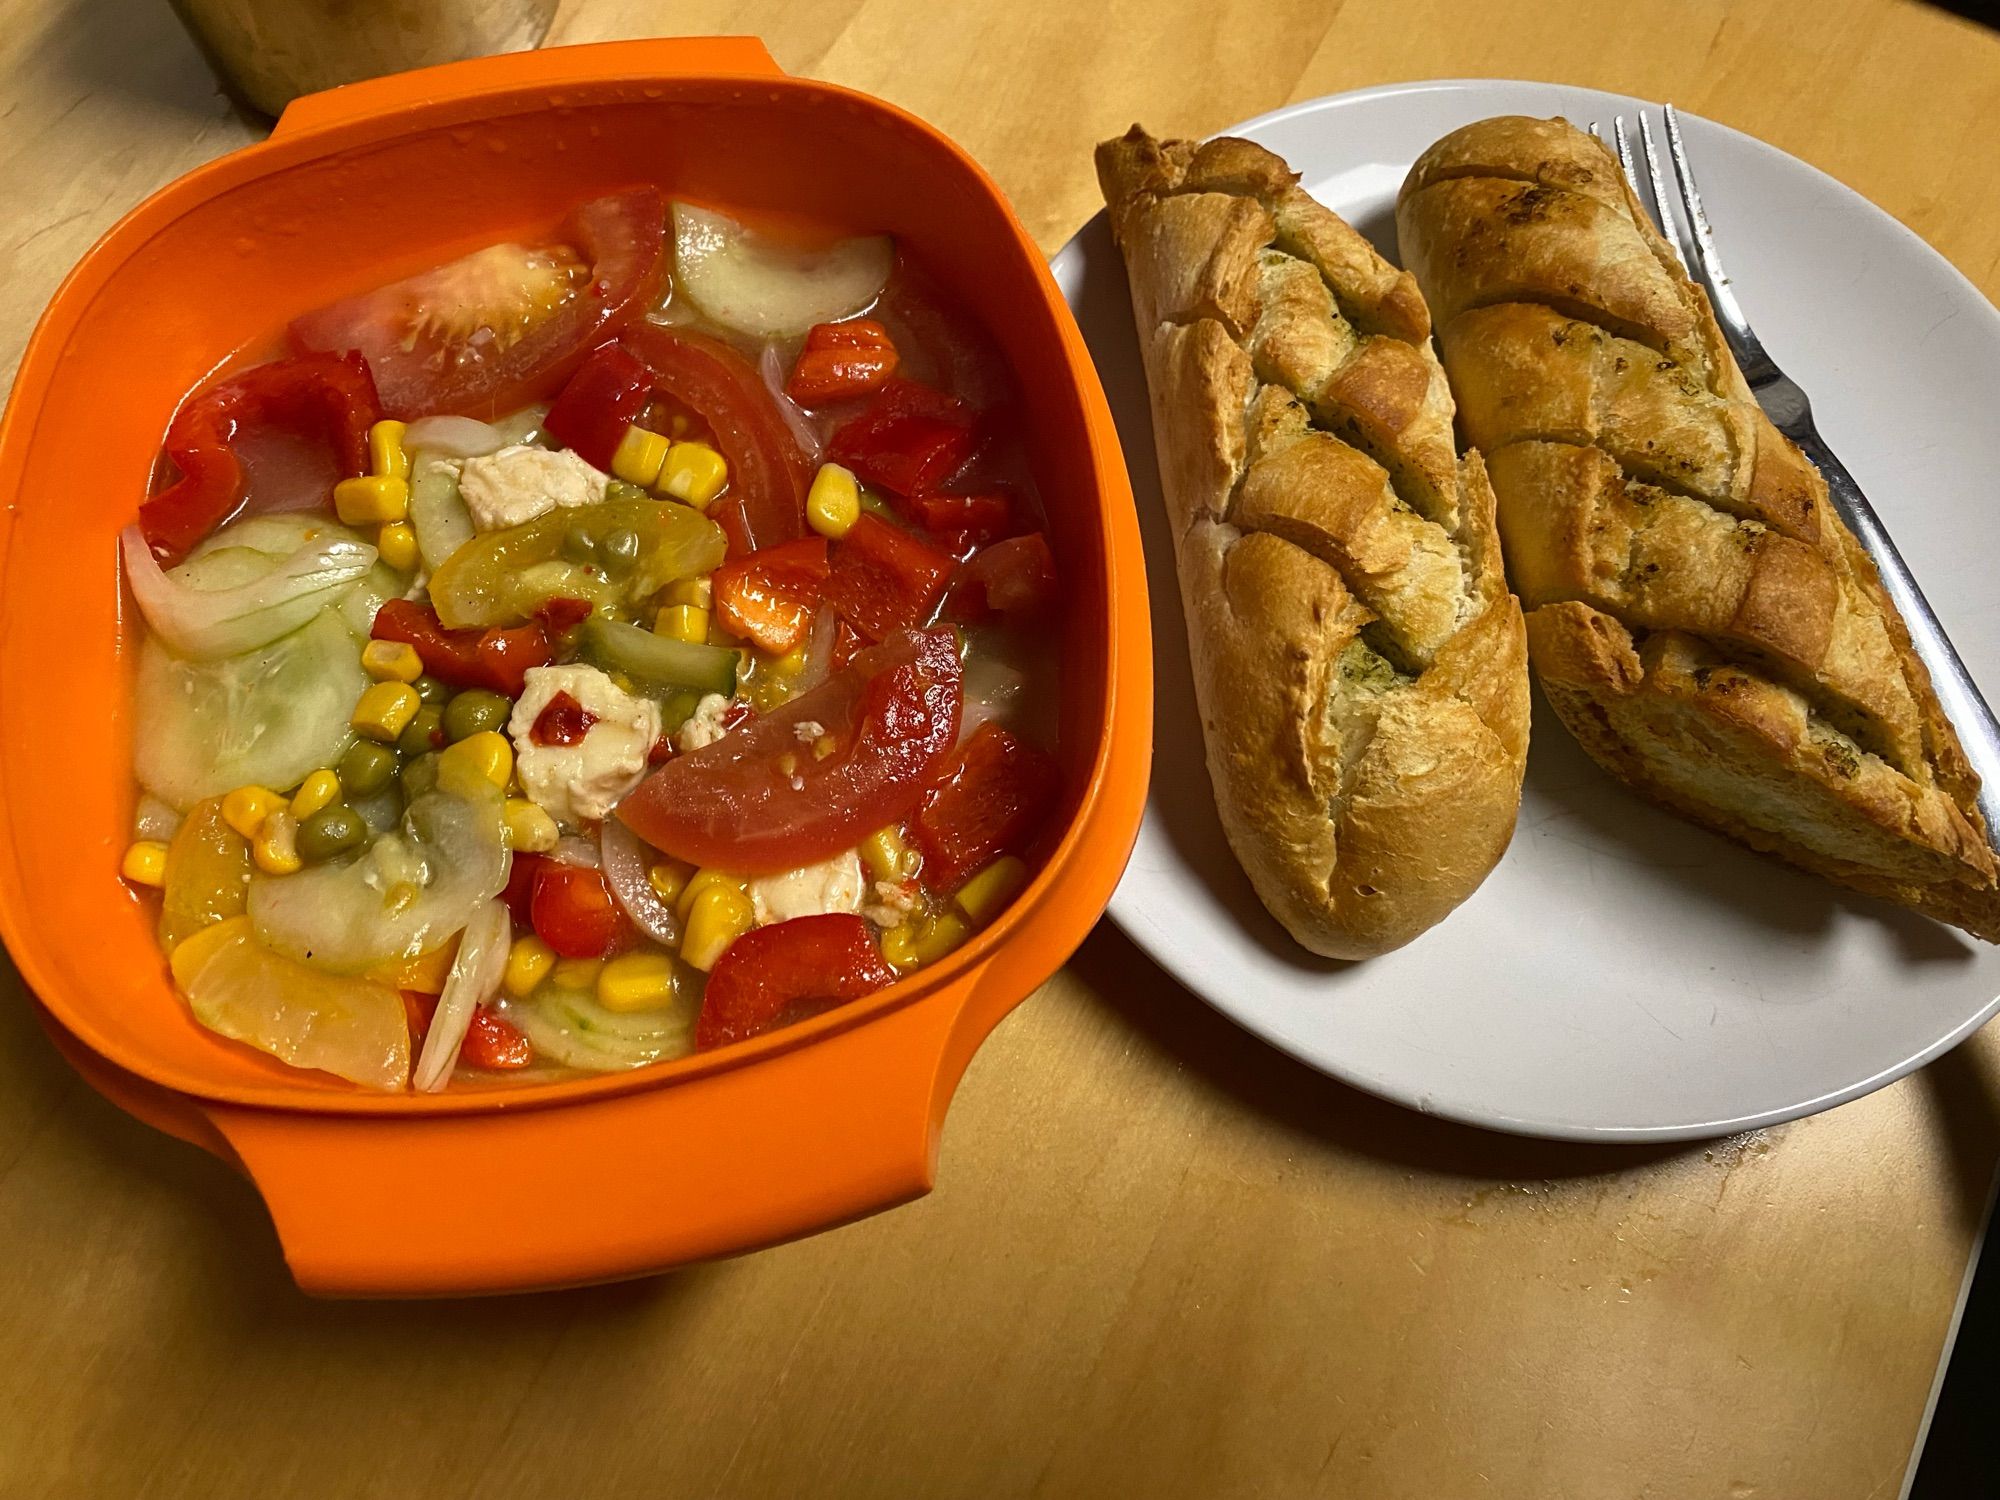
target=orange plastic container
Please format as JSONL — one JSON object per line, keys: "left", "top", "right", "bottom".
{"left": 0, "top": 38, "right": 1149, "bottom": 1294}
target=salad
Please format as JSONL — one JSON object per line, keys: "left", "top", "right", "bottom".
{"left": 118, "top": 188, "right": 1062, "bottom": 1091}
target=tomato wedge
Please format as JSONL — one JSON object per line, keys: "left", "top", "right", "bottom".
{"left": 696, "top": 914, "right": 897, "bottom": 1050}
{"left": 914, "top": 722, "right": 1060, "bottom": 891}
{"left": 825, "top": 513, "right": 957, "bottom": 642}
{"left": 623, "top": 323, "right": 810, "bottom": 555}
{"left": 290, "top": 188, "right": 667, "bottom": 420}
{"left": 543, "top": 342, "right": 653, "bottom": 471}
{"left": 402, "top": 993, "right": 533, "bottom": 1070}
{"left": 713, "top": 536, "right": 829, "bottom": 654}
{"left": 530, "top": 862, "right": 628, "bottom": 960}
{"left": 619, "top": 627, "right": 962, "bottom": 874}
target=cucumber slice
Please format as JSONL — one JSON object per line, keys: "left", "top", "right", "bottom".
{"left": 409, "top": 452, "right": 475, "bottom": 572}
{"left": 494, "top": 985, "right": 696, "bottom": 1072}
{"left": 577, "top": 617, "right": 737, "bottom": 697}
{"left": 672, "top": 202, "right": 892, "bottom": 339}
{"left": 135, "top": 609, "right": 365, "bottom": 811}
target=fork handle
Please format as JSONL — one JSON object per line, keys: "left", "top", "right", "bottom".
{"left": 1796, "top": 431, "right": 2000, "bottom": 847}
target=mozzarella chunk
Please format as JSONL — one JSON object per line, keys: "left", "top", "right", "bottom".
{"left": 861, "top": 879, "right": 920, "bottom": 930}
{"left": 677, "top": 692, "right": 735, "bottom": 753}
{"left": 745, "top": 850, "right": 867, "bottom": 926}
{"left": 458, "top": 444, "right": 610, "bottom": 531}
{"left": 508, "top": 665, "right": 662, "bottom": 827}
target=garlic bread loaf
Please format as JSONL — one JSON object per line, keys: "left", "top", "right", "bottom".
{"left": 1097, "top": 127, "right": 1529, "bottom": 959}
{"left": 1396, "top": 115, "right": 2000, "bottom": 939}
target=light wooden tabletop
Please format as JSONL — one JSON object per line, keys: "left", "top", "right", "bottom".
{"left": 5, "top": 1, "right": 2000, "bottom": 1495}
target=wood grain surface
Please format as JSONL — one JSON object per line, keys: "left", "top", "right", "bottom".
{"left": 4, "top": 1, "right": 2000, "bottom": 1496}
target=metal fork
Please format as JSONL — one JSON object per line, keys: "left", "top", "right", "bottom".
{"left": 1593, "top": 106, "right": 2000, "bottom": 848}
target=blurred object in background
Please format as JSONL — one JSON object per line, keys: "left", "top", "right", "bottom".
{"left": 167, "top": 0, "right": 558, "bottom": 117}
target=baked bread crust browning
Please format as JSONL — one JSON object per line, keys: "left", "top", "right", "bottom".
{"left": 1398, "top": 115, "right": 2000, "bottom": 938}
{"left": 1098, "top": 126, "right": 1530, "bottom": 958}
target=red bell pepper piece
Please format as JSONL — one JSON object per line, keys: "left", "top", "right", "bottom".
{"left": 401, "top": 992, "right": 533, "bottom": 1070}
{"left": 805, "top": 319, "right": 894, "bottom": 352}
{"left": 713, "top": 536, "right": 831, "bottom": 654}
{"left": 909, "top": 491, "right": 1012, "bottom": 548}
{"left": 827, "top": 378, "right": 977, "bottom": 497}
{"left": 825, "top": 513, "right": 957, "bottom": 642}
{"left": 829, "top": 616, "right": 868, "bottom": 672}
{"left": 460, "top": 1008, "right": 534, "bottom": 1070}
{"left": 530, "top": 691, "right": 598, "bottom": 747}
{"left": 533, "top": 595, "right": 594, "bottom": 634}
{"left": 371, "top": 598, "right": 553, "bottom": 698}
{"left": 140, "top": 352, "right": 380, "bottom": 565}
{"left": 913, "top": 722, "right": 1060, "bottom": 891}
{"left": 695, "top": 913, "right": 897, "bottom": 1050}
{"left": 543, "top": 342, "right": 652, "bottom": 471}
{"left": 947, "top": 532, "right": 1059, "bottom": 620}
{"left": 789, "top": 323, "right": 899, "bottom": 407}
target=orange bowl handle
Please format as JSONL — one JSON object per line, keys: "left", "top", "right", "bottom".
{"left": 198, "top": 984, "right": 989, "bottom": 1296}
{"left": 269, "top": 36, "right": 786, "bottom": 140}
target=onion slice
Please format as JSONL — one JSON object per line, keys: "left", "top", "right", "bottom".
{"left": 760, "top": 343, "right": 824, "bottom": 465}
{"left": 797, "top": 605, "right": 836, "bottom": 694}
{"left": 122, "top": 524, "right": 375, "bottom": 660}
{"left": 599, "top": 816, "right": 680, "bottom": 946}
{"left": 413, "top": 898, "right": 510, "bottom": 1092}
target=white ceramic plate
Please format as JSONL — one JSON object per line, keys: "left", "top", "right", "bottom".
{"left": 1051, "top": 79, "right": 2000, "bottom": 1141}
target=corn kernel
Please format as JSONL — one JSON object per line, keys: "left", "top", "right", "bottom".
{"left": 169, "top": 914, "right": 251, "bottom": 987}
{"left": 503, "top": 935, "right": 556, "bottom": 998}
{"left": 660, "top": 441, "right": 728, "bottom": 508}
{"left": 360, "top": 639, "right": 423, "bottom": 683}
{"left": 333, "top": 474, "right": 410, "bottom": 525}
{"left": 252, "top": 810, "right": 302, "bottom": 875}
{"left": 647, "top": 861, "right": 690, "bottom": 907}
{"left": 290, "top": 769, "right": 342, "bottom": 820}
{"left": 439, "top": 730, "right": 513, "bottom": 790}
{"left": 955, "top": 855, "right": 1028, "bottom": 926}
{"left": 674, "top": 866, "right": 747, "bottom": 925}
{"left": 221, "top": 785, "right": 283, "bottom": 841}
{"left": 551, "top": 956, "right": 603, "bottom": 990}
{"left": 597, "top": 951, "right": 679, "bottom": 1011}
{"left": 806, "top": 462, "right": 861, "bottom": 540}
{"left": 681, "top": 882, "right": 754, "bottom": 971}
{"left": 771, "top": 644, "right": 808, "bottom": 679}
{"left": 860, "top": 825, "right": 921, "bottom": 883}
{"left": 122, "top": 839, "right": 169, "bottom": 887}
{"left": 376, "top": 521, "right": 419, "bottom": 572}
{"left": 654, "top": 604, "right": 710, "bottom": 644}
{"left": 662, "top": 576, "right": 713, "bottom": 609}
{"left": 502, "top": 798, "right": 559, "bottom": 853}
{"left": 368, "top": 419, "right": 410, "bottom": 481}
{"left": 884, "top": 910, "right": 970, "bottom": 972}
{"left": 383, "top": 881, "right": 420, "bottom": 918}
{"left": 351, "top": 681, "right": 420, "bottom": 741}
{"left": 612, "top": 424, "right": 671, "bottom": 488}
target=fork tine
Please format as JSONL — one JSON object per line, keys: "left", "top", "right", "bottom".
{"left": 1660, "top": 104, "right": 1773, "bottom": 378}
{"left": 1636, "top": 113, "right": 1691, "bottom": 272}
{"left": 1663, "top": 105, "right": 1729, "bottom": 301}
{"left": 1611, "top": 116, "right": 1638, "bottom": 193}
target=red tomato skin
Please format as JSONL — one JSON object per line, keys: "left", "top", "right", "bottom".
{"left": 947, "top": 532, "right": 1058, "bottom": 621}
{"left": 696, "top": 914, "right": 897, "bottom": 1050}
{"left": 618, "top": 627, "right": 962, "bottom": 874}
{"left": 141, "top": 353, "right": 380, "bottom": 565}
{"left": 712, "top": 536, "right": 830, "bottom": 654}
{"left": 461, "top": 1007, "right": 534, "bottom": 1070}
{"left": 401, "top": 990, "right": 437, "bottom": 1043}
{"left": 825, "top": 513, "right": 958, "bottom": 642}
{"left": 914, "top": 722, "right": 1060, "bottom": 891}
{"left": 530, "top": 863, "right": 628, "bottom": 960}
{"left": 289, "top": 188, "right": 667, "bottom": 419}
{"left": 543, "top": 342, "right": 653, "bottom": 470}
{"left": 371, "top": 599, "right": 553, "bottom": 698}
{"left": 503, "top": 852, "right": 552, "bottom": 928}
{"left": 623, "top": 324, "right": 810, "bottom": 554}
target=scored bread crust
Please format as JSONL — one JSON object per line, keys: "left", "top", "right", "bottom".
{"left": 1397, "top": 115, "right": 2000, "bottom": 939}
{"left": 1097, "top": 126, "right": 1530, "bottom": 959}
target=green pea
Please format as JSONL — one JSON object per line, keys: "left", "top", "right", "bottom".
{"left": 398, "top": 704, "right": 445, "bottom": 758}
{"left": 336, "top": 741, "right": 399, "bottom": 800}
{"left": 443, "top": 689, "right": 514, "bottom": 742}
{"left": 563, "top": 519, "right": 603, "bottom": 564}
{"left": 296, "top": 805, "right": 368, "bottom": 863}
{"left": 605, "top": 480, "right": 649, "bottom": 504}
{"left": 599, "top": 526, "right": 642, "bottom": 574}
{"left": 400, "top": 751, "right": 441, "bottom": 801}
{"left": 414, "top": 674, "right": 451, "bottom": 706}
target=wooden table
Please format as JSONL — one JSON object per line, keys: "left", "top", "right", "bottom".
{"left": 4, "top": 1, "right": 1999, "bottom": 1495}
